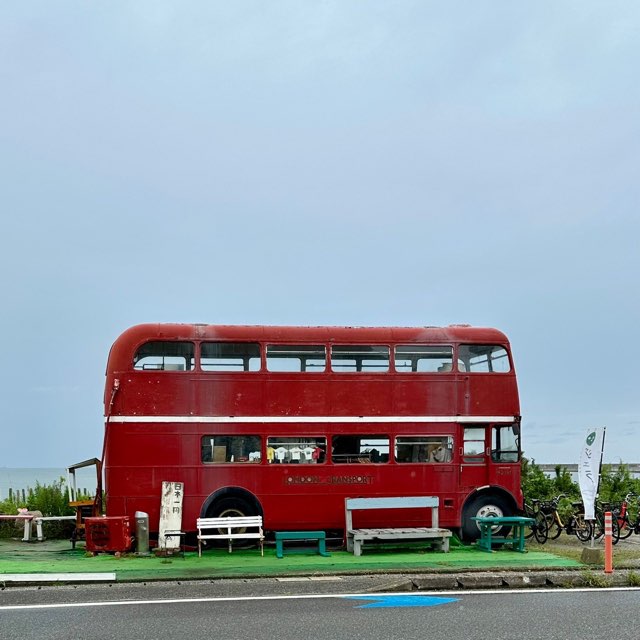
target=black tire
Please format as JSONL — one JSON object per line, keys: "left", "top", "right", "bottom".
{"left": 206, "top": 496, "right": 254, "bottom": 520}
{"left": 546, "top": 514, "right": 563, "bottom": 540}
{"left": 461, "top": 494, "right": 511, "bottom": 541}
{"left": 204, "top": 496, "right": 256, "bottom": 545}
{"left": 524, "top": 521, "right": 535, "bottom": 540}
{"left": 619, "top": 517, "right": 634, "bottom": 540}
{"left": 574, "top": 516, "right": 593, "bottom": 542}
{"left": 593, "top": 515, "right": 620, "bottom": 543}
{"left": 524, "top": 511, "right": 548, "bottom": 543}
{"left": 611, "top": 518, "right": 621, "bottom": 545}
{"left": 533, "top": 512, "right": 548, "bottom": 544}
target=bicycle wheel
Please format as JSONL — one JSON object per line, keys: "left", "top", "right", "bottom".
{"left": 523, "top": 505, "right": 535, "bottom": 540}
{"left": 593, "top": 516, "right": 604, "bottom": 540}
{"left": 611, "top": 517, "right": 621, "bottom": 545}
{"left": 574, "top": 516, "right": 593, "bottom": 542}
{"left": 617, "top": 516, "right": 633, "bottom": 540}
{"left": 546, "top": 513, "right": 563, "bottom": 540}
{"left": 533, "top": 512, "right": 548, "bottom": 544}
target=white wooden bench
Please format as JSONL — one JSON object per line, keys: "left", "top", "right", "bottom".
{"left": 196, "top": 516, "right": 264, "bottom": 557}
{"left": 345, "top": 496, "right": 452, "bottom": 556}
{"left": 0, "top": 514, "right": 33, "bottom": 542}
{"left": 34, "top": 516, "right": 77, "bottom": 541}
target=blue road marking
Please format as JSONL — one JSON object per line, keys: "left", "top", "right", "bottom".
{"left": 346, "top": 595, "right": 459, "bottom": 608}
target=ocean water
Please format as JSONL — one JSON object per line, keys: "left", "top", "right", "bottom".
{"left": 0, "top": 467, "right": 98, "bottom": 500}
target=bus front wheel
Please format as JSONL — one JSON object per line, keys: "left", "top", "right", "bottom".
{"left": 461, "top": 494, "right": 511, "bottom": 541}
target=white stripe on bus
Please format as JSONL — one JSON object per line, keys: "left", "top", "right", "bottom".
{"left": 106, "top": 415, "right": 516, "bottom": 423}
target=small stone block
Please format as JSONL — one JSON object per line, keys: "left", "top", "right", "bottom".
{"left": 581, "top": 547, "right": 604, "bottom": 565}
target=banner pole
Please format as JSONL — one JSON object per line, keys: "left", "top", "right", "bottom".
{"left": 592, "top": 427, "right": 606, "bottom": 550}
{"left": 597, "top": 427, "right": 607, "bottom": 497}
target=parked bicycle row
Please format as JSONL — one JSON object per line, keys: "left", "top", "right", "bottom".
{"left": 521, "top": 493, "right": 640, "bottom": 544}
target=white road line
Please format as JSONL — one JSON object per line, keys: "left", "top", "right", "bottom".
{"left": 1, "top": 587, "right": 638, "bottom": 611}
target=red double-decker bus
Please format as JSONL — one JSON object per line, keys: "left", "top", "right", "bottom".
{"left": 103, "top": 323, "right": 522, "bottom": 540}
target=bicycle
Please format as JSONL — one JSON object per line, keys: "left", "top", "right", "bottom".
{"left": 542, "top": 495, "right": 592, "bottom": 542}
{"left": 612, "top": 493, "right": 636, "bottom": 540}
{"left": 592, "top": 500, "right": 621, "bottom": 544}
{"left": 522, "top": 498, "right": 548, "bottom": 544}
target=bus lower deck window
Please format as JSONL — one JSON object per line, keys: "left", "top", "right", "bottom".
{"left": 266, "top": 437, "right": 326, "bottom": 463}
{"left": 331, "top": 435, "right": 389, "bottom": 463}
{"left": 395, "top": 436, "right": 453, "bottom": 463}
{"left": 201, "top": 436, "right": 262, "bottom": 463}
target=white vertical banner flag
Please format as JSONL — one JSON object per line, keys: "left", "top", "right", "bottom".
{"left": 578, "top": 427, "right": 605, "bottom": 520}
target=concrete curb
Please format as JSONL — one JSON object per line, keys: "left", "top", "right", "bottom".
{"left": 2, "top": 568, "right": 637, "bottom": 590}
{"left": 1, "top": 572, "right": 117, "bottom": 586}
{"left": 405, "top": 569, "right": 636, "bottom": 591}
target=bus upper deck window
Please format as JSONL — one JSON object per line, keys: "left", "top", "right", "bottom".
{"left": 331, "top": 346, "right": 389, "bottom": 373}
{"left": 133, "top": 341, "right": 195, "bottom": 371}
{"left": 201, "top": 342, "right": 261, "bottom": 372}
{"left": 266, "top": 345, "right": 326, "bottom": 372}
{"left": 458, "top": 345, "right": 510, "bottom": 373}
{"left": 394, "top": 345, "right": 453, "bottom": 372}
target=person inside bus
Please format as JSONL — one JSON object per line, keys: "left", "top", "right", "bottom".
{"left": 429, "top": 445, "right": 451, "bottom": 463}
{"left": 332, "top": 436, "right": 359, "bottom": 463}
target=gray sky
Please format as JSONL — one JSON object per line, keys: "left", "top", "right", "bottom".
{"left": 1, "top": 2, "right": 638, "bottom": 468}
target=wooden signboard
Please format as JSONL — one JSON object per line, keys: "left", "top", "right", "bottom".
{"left": 158, "top": 480, "right": 184, "bottom": 551}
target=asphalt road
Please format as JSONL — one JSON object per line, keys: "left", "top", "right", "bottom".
{"left": 1, "top": 582, "right": 638, "bottom": 640}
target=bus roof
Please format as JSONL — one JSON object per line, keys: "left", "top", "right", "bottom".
{"left": 107, "top": 323, "right": 511, "bottom": 370}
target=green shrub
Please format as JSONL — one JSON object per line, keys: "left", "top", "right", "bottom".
{"left": 0, "top": 477, "right": 77, "bottom": 539}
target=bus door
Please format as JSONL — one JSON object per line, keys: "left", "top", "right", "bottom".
{"left": 488, "top": 423, "right": 520, "bottom": 488}
{"left": 459, "top": 426, "right": 489, "bottom": 490}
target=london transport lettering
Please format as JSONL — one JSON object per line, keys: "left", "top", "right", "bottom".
{"left": 285, "top": 475, "right": 373, "bottom": 485}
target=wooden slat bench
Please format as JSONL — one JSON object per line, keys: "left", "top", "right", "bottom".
{"left": 345, "top": 496, "right": 452, "bottom": 556}
{"left": 196, "top": 516, "right": 264, "bottom": 557}
{"left": 275, "top": 530, "right": 331, "bottom": 559}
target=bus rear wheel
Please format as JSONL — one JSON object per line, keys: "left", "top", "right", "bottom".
{"left": 462, "top": 494, "right": 511, "bottom": 541}
{"left": 204, "top": 495, "right": 257, "bottom": 543}
{"left": 207, "top": 496, "right": 253, "bottom": 520}
{"left": 205, "top": 496, "right": 259, "bottom": 518}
